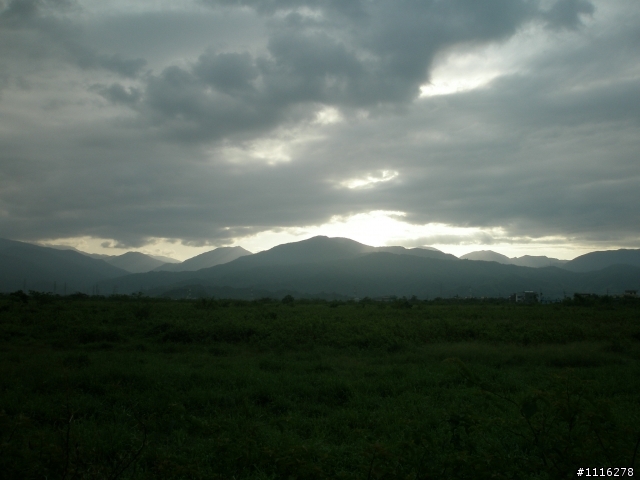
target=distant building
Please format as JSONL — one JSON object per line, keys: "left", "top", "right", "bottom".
{"left": 509, "top": 291, "right": 539, "bottom": 304}
{"left": 624, "top": 290, "right": 638, "bottom": 297}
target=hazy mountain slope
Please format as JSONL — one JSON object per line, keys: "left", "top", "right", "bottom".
{"left": 33, "top": 244, "right": 95, "bottom": 255}
{"left": 149, "top": 254, "right": 181, "bottom": 264}
{"left": 562, "top": 249, "right": 640, "bottom": 272}
{"left": 154, "top": 246, "right": 252, "bottom": 272}
{"left": 0, "top": 239, "right": 128, "bottom": 292}
{"left": 571, "top": 264, "right": 640, "bottom": 294}
{"left": 510, "top": 255, "right": 568, "bottom": 268}
{"left": 104, "top": 252, "right": 168, "bottom": 273}
{"left": 34, "top": 243, "right": 179, "bottom": 265}
{"left": 0, "top": 238, "right": 24, "bottom": 250}
{"left": 32, "top": 244, "right": 114, "bottom": 260}
{"left": 460, "top": 250, "right": 512, "bottom": 264}
{"left": 85, "top": 253, "right": 112, "bottom": 260}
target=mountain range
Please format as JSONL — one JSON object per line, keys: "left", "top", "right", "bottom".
{"left": 41, "top": 244, "right": 264, "bottom": 274}
{"left": 2, "top": 237, "right": 639, "bottom": 299}
{"left": 96, "top": 237, "right": 639, "bottom": 300}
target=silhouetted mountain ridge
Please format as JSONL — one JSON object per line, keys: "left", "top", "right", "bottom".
{"left": 223, "top": 236, "right": 456, "bottom": 269}
{"left": 461, "top": 250, "right": 568, "bottom": 268}
{"left": 0, "top": 238, "right": 128, "bottom": 292}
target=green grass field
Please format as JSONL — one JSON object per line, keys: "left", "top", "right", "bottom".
{"left": 1, "top": 294, "right": 639, "bottom": 479}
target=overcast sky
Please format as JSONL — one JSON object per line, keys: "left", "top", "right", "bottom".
{"left": 1, "top": 0, "right": 638, "bottom": 260}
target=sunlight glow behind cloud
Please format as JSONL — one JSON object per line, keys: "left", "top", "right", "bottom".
{"left": 231, "top": 211, "right": 588, "bottom": 259}
{"left": 419, "top": 50, "right": 505, "bottom": 97}
{"left": 220, "top": 139, "right": 292, "bottom": 165}
{"left": 314, "top": 107, "right": 343, "bottom": 125}
{"left": 341, "top": 170, "right": 399, "bottom": 189}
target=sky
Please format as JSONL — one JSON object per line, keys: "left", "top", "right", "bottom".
{"left": 0, "top": 0, "right": 639, "bottom": 261}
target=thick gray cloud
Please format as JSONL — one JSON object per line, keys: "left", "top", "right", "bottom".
{"left": 0, "top": 0, "right": 638, "bottom": 253}
{"left": 91, "top": 83, "right": 141, "bottom": 105}
{"left": 0, "top": 0, "right": 147, "bottom": 78}
{"left": 123, "top": 0, "right": 598, "bottom": 141}
{"left": 543, "top": 0, "right": 595, "bottom": 29}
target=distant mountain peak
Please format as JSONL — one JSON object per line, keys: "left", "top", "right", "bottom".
{"left": 104, "top": 252, "right": 168, "bottom": 273}
{"left": 460, "top": 250, "right": 511, "bottom": 264}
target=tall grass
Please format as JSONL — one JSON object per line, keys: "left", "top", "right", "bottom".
{"left": 1, "top": 294, "right": 639, "bottom": 478}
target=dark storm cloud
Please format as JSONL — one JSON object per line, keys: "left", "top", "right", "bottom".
{"left": 194, "top": 51, "right": 259, "bottom": 93}
{"left": 134, "top": 0, "right": 595, "bottom": 142}
{"left": 0, "top": 0, "right": 638, "bottom": 252}
{"left": 75, "top": 52, "right": 146, "bottom": 78}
